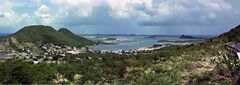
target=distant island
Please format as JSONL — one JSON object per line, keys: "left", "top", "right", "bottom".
{"left": 144, "top": 35, "right": 179, "bottom": 38}
{"left": 179, "top": 35, "right": 208, "bottom": 39}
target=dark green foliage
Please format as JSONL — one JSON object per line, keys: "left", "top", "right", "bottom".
{"left": 0, "top": 59, "right": 57, "bottom": 84}
{"left": 0, "top": 50, "right": 182, "bottom": 84}
{"left": 56, "top": 64, "right": 77, "bottom": 81}
{"left": 31, "top": 63, "right": 57, "bottom": 83}
{"left": 8, "top": 25, "right": 92, "bottom": 46}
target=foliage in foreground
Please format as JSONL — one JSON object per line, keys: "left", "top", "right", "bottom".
{"left": 0, "top": 52, "right": 180, "bottom": 84}
{"left": 189, "top": 52, "right": 240, "bottom": 84}
{"left": 0, "top": 42, "right": 220, "bottom": 84}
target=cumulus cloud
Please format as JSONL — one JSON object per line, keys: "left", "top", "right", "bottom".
{"left": 0, "top": 0, "right": 37, "bottom": 32}
{"left": 56, "top": 5, "right": 136, "bottom": 27}
{"left": 51, "top": 0, "right": 102, "bottom": 17}
{"left": 35, "top": 5, "right": 51, "bottom": 18}
{"left": 50, "top": 0, "right": 238, "bottom": 27}
{"left": 1, "top": 0, "right": 240, "bottom": 34}
{"left": 0, "top": 1, "right": 13, "bottom": 13}
{"left": 137, "top": 0, "right": 234, "bottom": 26}
{"left": 47, "top": 0, "right": 240, "bottom": 34}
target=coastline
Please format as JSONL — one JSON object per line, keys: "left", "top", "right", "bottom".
{"left": 89, "top": 42, "right": 195, "bottom": 54}
{"left": 158, "top": 39, "right": 205, "bottom": 43}
{"left": 89, "top": 39, "right": 204, "bottom": 53}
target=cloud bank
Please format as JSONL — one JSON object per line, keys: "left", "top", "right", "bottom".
{"left": 0, "top": 0, "right": 240, "bottom": 35}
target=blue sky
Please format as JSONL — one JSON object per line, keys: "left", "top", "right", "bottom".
{"left": 0, "top": 0, "right": 240, "bottom": 35}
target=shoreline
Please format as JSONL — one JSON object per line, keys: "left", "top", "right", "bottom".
{"left": 89, "top": 39, "right": 203, "bottom": 53}
{"left": 158, "top": 39, "right": 206, "bottom": 43}
{"left": 89, "top": 43, "right": 186, "bottom": 54}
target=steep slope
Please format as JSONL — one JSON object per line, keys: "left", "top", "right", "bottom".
{"left": 58, "top": 28, "right": 91, "bottom": 43}
{"left": 8, "top": 25, "right": 92, "bottom": 46}
{"left": 212, "top": 25, "right": 240, "bottom": 43}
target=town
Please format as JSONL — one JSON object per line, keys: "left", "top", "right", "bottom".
{"left": 0, "top": 39, "right": 202, "bottom": 64}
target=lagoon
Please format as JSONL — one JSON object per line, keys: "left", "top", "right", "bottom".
{"left": 83, "top": 35, "right": 204, "bottom": 51}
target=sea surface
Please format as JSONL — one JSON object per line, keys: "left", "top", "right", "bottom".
{"left": 83, "top": 35, "right": 206, "bottom": 51}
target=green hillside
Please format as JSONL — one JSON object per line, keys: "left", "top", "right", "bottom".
{"left": 8, "top": 25, "right": 92, "bottom": 46}
{"left": 212, "top": 25, "right": 240, "bottom": 43}
{"left": 58, "top": 28, "right": 91, "bottom": 43}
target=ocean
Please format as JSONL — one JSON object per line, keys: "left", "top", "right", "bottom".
{"left": 83, "top": 35, "right": 206, "bottom": 51}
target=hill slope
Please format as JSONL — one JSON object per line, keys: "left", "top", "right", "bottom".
{"left": 8, "top": 25, "right": 92, "bottom": 46}
{"left": 58, "top": 28, "right": 91, "bottom": 43}
{"left": 212, "top": 25, "right": 240, "bottom": 43}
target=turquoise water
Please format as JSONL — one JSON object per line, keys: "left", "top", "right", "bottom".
{"left": 84, "top": 35, "right": 196, "bottom": 51}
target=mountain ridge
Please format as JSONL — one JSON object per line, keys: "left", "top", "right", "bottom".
{"left": 212, "top": 25, "right": 240, "bottom": 43}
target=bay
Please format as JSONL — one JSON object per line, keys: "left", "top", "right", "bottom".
{"left": 84, "top": 35, "right": 201, "bottom": 51}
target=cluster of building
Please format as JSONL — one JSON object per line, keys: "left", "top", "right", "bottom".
{"left": 2, "top": 43, "right": 93, "bottom": 64}
{"left": 0, "top": 40, "right": 197, "bottom": 63}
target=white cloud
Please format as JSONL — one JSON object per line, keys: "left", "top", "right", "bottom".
{"left": 0, "top": 0, "right": 37, "bottom": 30}
{"left": 51, "top": 0, "right": 102, "bottom": 17}
{"left": 0, "top": 9, "right": 36, "bottom": 29}
{"left": 105, "top": 0, "right": 153, "bottom": 18}
{"left": 50, "top": 0, "right": 153, "bottom": 18}
{"left": 198, "top": 0, "right": 232, "bottom": 11}
{"left": 35, "top": 5, "right": 51, "bottom": 18}
{"left": 136, "top": 0, "right": 234, "bottom": 26}
{"left": 48, "top": 0, "right": 236, "bottom": 27}
{"left": 1, "top": 0, "right": 239, "bottom": 34}
{"left": 34, "top": 5, "right": 56, "bottom": 25}
{"left": 0, "top": 1, "right": 13, "bottom": 13}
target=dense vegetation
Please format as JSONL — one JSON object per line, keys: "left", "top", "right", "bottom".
{"left": 8, "top": 25, "right": 93, "bottom": 47}
{"left": 188, "top": 24, "right": 240, "bottom": 84}
{"left": 58, "top": 28, "right": 91, "bottom": 43}
{"left": 0, "top": 41, "right": 220, "bottom": 84}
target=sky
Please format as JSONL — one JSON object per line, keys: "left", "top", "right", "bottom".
{"left": 0, "top": 0, "right": 240, "bottom": 35}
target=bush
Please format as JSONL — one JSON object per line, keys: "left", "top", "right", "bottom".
{"left": 212, "top": 53, "right": 240, "bottom": 72}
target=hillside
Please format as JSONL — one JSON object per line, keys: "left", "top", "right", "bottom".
{"left": 212, "top": 25, "right": 240, "bottom": 43}
{"left": 58, "top": 28, "right": 91, "bottom": 43}
{"left": 8, "top": 25, "right": 92, "bottom": 46}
